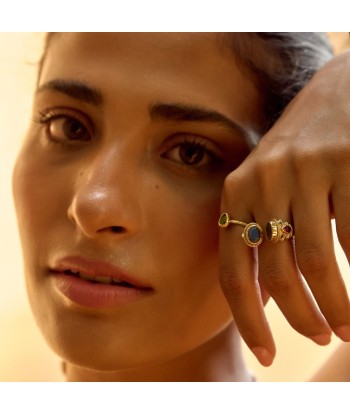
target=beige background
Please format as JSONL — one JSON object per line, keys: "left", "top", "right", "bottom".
{"left": 0, "top": 32, "right": 349, "bottom": 382}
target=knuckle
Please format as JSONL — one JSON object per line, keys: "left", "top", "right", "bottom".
{"left": 257, "top": 151, "right": 285, "bottom": 172}
{"left": 222, "top": 170, "right": 244, "bottom": 191}
{"left": 219, "top": 269, "right": 246, "bottom": 297}
{"left": 260, "top": 265, "right": 290, "bottom": 298}
{"left": 221, "top": 173, "right": 244, "bottom": 205}
{"left": 297, "top": 248, "right": 329, "bottom": 275}
{"left": 251, "top": 151, "right": 287, "bottom": 199}
{"left": 288, "top": 142, "right": 328, "bottom": 181}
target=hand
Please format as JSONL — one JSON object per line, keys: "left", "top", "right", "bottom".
{"left": 219, "top": 49, "right": 350, "bottom": 366}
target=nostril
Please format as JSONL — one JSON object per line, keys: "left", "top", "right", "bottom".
{"left": 97, "top": 226, "right": 126, "bottom": 234}
{"left": 110, "top": 226, "right": 124, "bottom": 233}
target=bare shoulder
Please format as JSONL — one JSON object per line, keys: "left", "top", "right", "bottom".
{"left": 310, "top": 343, "right": 350, "bottom": 382}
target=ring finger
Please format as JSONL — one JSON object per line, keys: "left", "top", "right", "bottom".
{"left": 256, "top": 212, "right": 332, "bottom": 345}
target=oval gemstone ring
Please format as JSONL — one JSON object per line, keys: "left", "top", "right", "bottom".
{"left": 218, "top": 212, "right": 263, "bottom": 247}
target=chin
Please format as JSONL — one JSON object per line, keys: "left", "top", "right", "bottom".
{"left": 27, "top": 301, "right": 188, "bottom": 373}
{"left": 25, "top": 270, "right": 233, "bottom": 375}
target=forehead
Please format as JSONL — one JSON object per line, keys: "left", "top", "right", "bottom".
{"left": 40, "top": 33, "right": 265, "bottom": 134}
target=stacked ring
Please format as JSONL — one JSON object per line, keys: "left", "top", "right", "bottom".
{"left": 266, "top": 218, "right": 293, "bottom": 242}
{"left": 218, "top": 213, "right": 263, "bottom": 247}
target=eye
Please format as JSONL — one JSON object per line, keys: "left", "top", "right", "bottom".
{"left": 177, "top": 142, "right": 207, "bottom": 165}
{"left": 36, "top": 109, "right": 92, "bottom": 143}
{"left": 49, "top": 117, "right": 90, "bottom": 142}
{"left": 163, "top": 136, "right": 218, "bottom": 168}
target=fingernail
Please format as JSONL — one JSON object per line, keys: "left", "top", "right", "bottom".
{"left": 251, "top": 347, "right": 274, "bottom": 366}
{"left": 334, "top": 325, "right": 350, "bottom": 342}
{"left": 309, "top": 333, "right": 332, "bottom": 345}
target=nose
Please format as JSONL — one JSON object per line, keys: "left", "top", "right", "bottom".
{"left": 67, "top": 147, "right": 141, "bottom": 239}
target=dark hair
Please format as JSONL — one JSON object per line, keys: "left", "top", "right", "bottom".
{"left": 225, "top": 33, "right": 333, "bottom": 132}
{"left": 40, "top": 33, "right": 333, "bottom": 134}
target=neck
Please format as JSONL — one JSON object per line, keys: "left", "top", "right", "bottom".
{"left": 64, "top": 323, "right": 253, "bottom": 382}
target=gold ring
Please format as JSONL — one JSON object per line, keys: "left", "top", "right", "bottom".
{"left": 266, "top": 218, "right": 293, "bottom": 242}
{"left": 218, "top": 212, "right": 263, "bottom": 247}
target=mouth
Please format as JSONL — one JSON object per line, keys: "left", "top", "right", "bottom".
{"left": 60, "top": 269, "right": 136, "bottom": 288}
{"left": 49, "top": 256, "right": 153, "bottom": 308}
{"left": 50, "top": 255, "right": 152, "bottom": 289}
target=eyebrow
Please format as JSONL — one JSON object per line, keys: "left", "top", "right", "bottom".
{"left": 149, "top": 102, "right": 250, "bottom": 140}
{"left": 36, "top": 79, "right": 103, "bottom": 107}
{"left": 36, "top": 79, "right": 252, "bottom": 142}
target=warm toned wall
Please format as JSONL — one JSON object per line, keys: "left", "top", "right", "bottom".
{"left": 1, "top": 33, "right": 349, "bottom": 382}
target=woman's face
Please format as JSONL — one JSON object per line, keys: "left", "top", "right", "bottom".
{"left": 12, "top": 33, "right": 264, "bottom": 370}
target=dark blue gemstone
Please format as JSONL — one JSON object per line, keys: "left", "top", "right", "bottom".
{"left": 248, "top": 226, "right": 261, "bottom": 243}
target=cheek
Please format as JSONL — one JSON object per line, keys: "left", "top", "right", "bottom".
{"left": 152, "top": 176, "right": 223, "bottom": 251}
{"left": 13, "top": 150, "right": 41, "bottom": 245}
{"left": 145, "top": 176, "right": 229, "bottom": 311}
{"left": 154, "top": 182, "right": 233, "bottom": 340}
{"left": 12, "top": 145, "right": 70, "bottom": 263}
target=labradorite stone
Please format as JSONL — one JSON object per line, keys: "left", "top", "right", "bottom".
{"left": 266, "top": 222, "right": 272, "bottom": 240}
{"left": 248, "top": 226, "right": 261, "bottom": 243}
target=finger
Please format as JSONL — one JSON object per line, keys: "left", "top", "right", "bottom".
{"left": 331, "top": 183, "right": 350, "bottom": 340}
{"left": 332, "top": 182, "right": 350, "bottom": 265}
{"left": 293, "top": 193, "right": 350, "bottom": 341}
{"left": 218, "top": 210, "right": 275, "bottom": 366}
{"left": 257, "top": 222, "right": 332, "bottom": 345}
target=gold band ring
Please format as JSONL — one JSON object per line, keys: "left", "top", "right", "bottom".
{"left": 218, "top": 212, "right": 263, "bottom": 247}
{"left": 266, "top": 218, "right": 293, "bottom": 243}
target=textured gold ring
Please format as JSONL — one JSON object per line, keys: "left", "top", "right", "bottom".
{"left": 218, "top": 212, "right": 263, "bottom": 247}
{"left": 266, "top": 218, "right": 293, "bottom": 243}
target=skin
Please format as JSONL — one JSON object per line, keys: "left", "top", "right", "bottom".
{"left": 12, "top": 33, "right": 266, "bottom": 381}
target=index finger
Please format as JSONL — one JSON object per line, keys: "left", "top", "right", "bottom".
{"left": 218, "top": 211, "right": 275, "bottom": 366}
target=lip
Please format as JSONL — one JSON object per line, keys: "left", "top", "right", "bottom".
{"left": 49, "top": 256, "right": 153, "bottom": 309}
